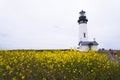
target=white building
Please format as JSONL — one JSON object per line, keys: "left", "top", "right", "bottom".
{"left": 77, "top": 10, "right": 98, "bottom": 51}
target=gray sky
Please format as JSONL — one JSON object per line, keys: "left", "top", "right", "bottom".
{"left": 0, "top": 0, "right": 120, "bottom": 50}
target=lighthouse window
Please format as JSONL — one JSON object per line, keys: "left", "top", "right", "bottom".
{"left": 84, "top": 33, "right": 86, "bottom": 38}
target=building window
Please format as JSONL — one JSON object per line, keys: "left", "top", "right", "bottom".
{"left": 84, "top": 33, "right": 86, "bottom": 38}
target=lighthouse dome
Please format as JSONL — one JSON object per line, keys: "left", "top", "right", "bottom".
{"left": 78, "top": 10, "right": 88, "bottom": 24}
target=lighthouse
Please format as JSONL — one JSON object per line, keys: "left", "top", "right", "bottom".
{"left": 77, "top": 10, "right": 99, "bottom": 51}
{"left": 78, "top": 10, "right": 88, "bottom": 41}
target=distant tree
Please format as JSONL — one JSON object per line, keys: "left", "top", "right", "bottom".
{"left": 98, "top": 48, "right": 102, "bottom": 51}
{"left": 102, "top": 48, "right": 105, "bottom": 51}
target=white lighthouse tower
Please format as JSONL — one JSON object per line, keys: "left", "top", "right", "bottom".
{"left": 78, "top": 10, "right": 99, "bottom": 51}
{"left": 78, "top": 10, "right": 88, "bottom": 41}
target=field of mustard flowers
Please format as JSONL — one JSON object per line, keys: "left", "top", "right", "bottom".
{"left": 0, "top": 50, "right": 120, "bottom": 80}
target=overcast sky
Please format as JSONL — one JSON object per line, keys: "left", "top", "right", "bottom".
{"left": 0, "top": 0, "right": 120, "bottom": 50}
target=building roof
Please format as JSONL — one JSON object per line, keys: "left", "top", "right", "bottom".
{"left": 78, "top": 41, "right": 99, "bottom": 46}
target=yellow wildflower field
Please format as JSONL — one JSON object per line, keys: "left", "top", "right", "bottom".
{"left": 0, "top": 50, "right": 120, "bottom": 80}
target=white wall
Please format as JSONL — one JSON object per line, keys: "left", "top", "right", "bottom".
{"left": 79, "top": 45, "right": 89, "bottom": 51}
{"left": 79, "top": 45, "right": 98, "bottom": 51}
{"left": 91, "top": 45, "right": 98, "bottom": 51}
{"left": 79, "top": 23, "right": 88, "bottom": 41}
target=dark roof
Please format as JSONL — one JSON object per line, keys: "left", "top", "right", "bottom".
{"left": 78, "top": 41, "right": 99, "bottom": 45}
{"left": 79, "top": 10, "right": 85, "bottom": 14}
{"left": 78, "top": 10, "right": 88, "bottom": 24}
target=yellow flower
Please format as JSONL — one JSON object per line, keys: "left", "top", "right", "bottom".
{"left": 12, "top": 77, "right": 17, "bottom": 80}
{"left": 22, "top": 76, "right": 25, "bottom": 80}
{"left": 6, "top": 65, "right": 11, "bottom": 70}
